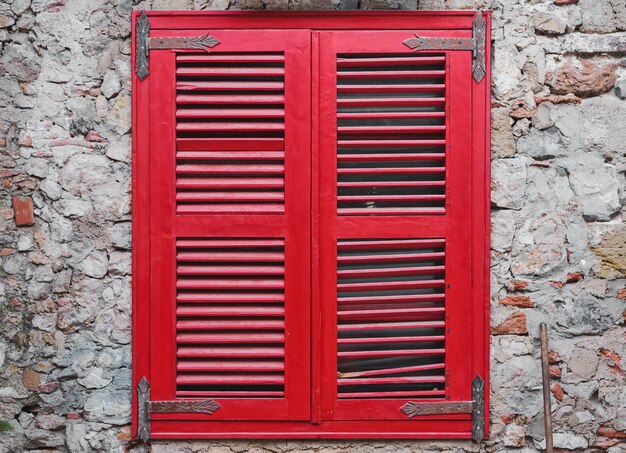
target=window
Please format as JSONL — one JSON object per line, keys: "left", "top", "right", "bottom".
{"left": 132, "top": 10, "right": 490, "bottom": 441}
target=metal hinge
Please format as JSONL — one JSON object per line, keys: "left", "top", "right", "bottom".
{"left": 134, "top": 11, "right": 221, "bottom": 81}
{"left": 400, "top": 374, "right": 485, "bottom": 443}
{"left": 402, "top": 12, "right": 487, "bottom": 84}
{"left": 136, "top": 376, "right": 221, "bottom": 443}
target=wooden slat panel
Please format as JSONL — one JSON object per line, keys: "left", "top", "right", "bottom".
{"left": 178, "top": 346, "right": 285, "bottom": 358}
{"left": 177, "top": 67, "right": 285, "bottom": 77}
{"left": 177, "top": 94, "right": 285, "bottom": 104}
{"left": 177, "top": 138, "right": 284, "bottom": 151}
{"left": 336, "top": 56, "right": 446, "bottom": 67}
{"left": 177, "top": 361, "right": 285, "bottom": 372}
{"left": 177, "top": 81, "right": 285, "bottom": 91}
{"left": 176, "top": 109, "right": 285, "bottom": 119}
{"left": 176, "top": 178, "right": 284, "bottom": 190}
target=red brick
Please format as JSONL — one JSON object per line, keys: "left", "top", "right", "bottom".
{"left": 554, "top": 0, "right": 578, "bottom": 4}
{"left": 12, "top": 196, "right": 34, "bottom": 226}
{"left": 551, "top": 383, "right": 564, "bottom": 401}
{"left": 499, "top": 295, "right": 534, "bottom": 308}
{"left": 0, "top": 247, "right": 16, "bottom": 256}
{"left": 492, "top": 312, "right": 527, "bottom": 335}
{"left": 508, "top": 280, "right": 529, "bottom": 291}
{"left": 66, "top": 412, "right": 82, "bottom": 419}
{"left": 536, "top": 94, "right": 582, "bottom": 105}
{"left": 546, "top": 60, "right": 618, "bottom": 97}
{"left": 501, "top": 414, "right": 515, "bottom": 425}
{"left": 22, "top": 370, "right": 40, "bottom": 391}
{"left": 599, "top": 349, "right": 625, "bottom": 376}
{"left": 617, "top": 288, "right": 626, "bottom": 300}
{"left": 549, "top": 365, "right": 561, "bottom": 379}
{"left": 597, "top": 427, "right": 626, "bottom": 439}
{"left": 85, "top": 131, "right": 107, "bottom": 142}
{"left": 38, "top": 382, "right": 58, "bottom": 394}
{"left": 548, "top": 351, "right": 562, "bottom": 363}
{"left": 549, "top": 280, "right": 564, "bottom": 289}
{"left": 566, "top": 271, "right": 584, "bottom": 283}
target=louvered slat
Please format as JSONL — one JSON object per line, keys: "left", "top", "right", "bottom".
{"left": 336, "top": 53, "right": 447, "bottom": 215}
{"left": 176, "top": 53, "right": 286, "bottom": 215}
{"left": 336, "top": 238, "right": 446, "bottom": 399}
{"left": 176, "top": 238, "right": 286, "bottom": 398}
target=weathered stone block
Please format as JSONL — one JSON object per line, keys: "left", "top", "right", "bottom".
{"left": 546, "top": 59, "right": 618, "bottom": 98}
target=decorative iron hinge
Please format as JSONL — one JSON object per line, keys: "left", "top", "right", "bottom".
{"left": 399, "top": 374, "right": 485, "bottom": 443}
{"left": 136, "top": 376, "right": 221, "bottom": 443}
{"left": 471, "top": 374, "right": 485, "bottom": 443}
{"left": 402, "top": 12, "right": 487, "bottom": 84}
{"left": 134, "top": 11, "right": 221, "bottom": 81}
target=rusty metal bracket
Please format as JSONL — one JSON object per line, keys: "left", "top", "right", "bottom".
{"left": 472, "top": 374, "right": 485, "bottom": 442}
{"left": 134, "top": 10, "right": 220, "bottom": 81}
{"left": 403, "top": 12, "right": 487, "bottom": 84}
{"left": 399, "top": 374, "right": 485, "bottom": 443}
{"left": 136, "top": 376, "right": 221, "bottom": 444}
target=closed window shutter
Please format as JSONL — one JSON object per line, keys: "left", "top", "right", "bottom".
{"left": 143, "top": 30, "right": 311, "bottom": 422}
{"left": 317, "top": 31, "right": 475, "bottom": 423}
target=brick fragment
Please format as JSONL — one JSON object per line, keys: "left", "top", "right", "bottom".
{"left": 546, "top": 59, "right": 618, "bottom": 97}
{"left": 599, "top": 349, "right": 624, "bottom": 376}
{"left": 508, "top": 280, "right": 529, "bottom": 291}
{"left": 549, "top": 365, "right": 561, "bottom": 378}
{"left": 597, "top": 427, "right": 626, "bottom": 438}
{"left": 548, "top": 351, "right": 562, "bottom": 363}
{"left": 492, "top": 312, "right": 527, "bottom": 335}
{"left": 85, "top": 131, "right": 107, "bottom": 142}
{"left": 38, "top": 382, "right": 59, "bottom": 394}
{"left": 499, "top": 295, "right": 534, "bottom": 308}
{"left": 549, "top": 280, "right": 564, "bottom": 289}
{"left": 551, "top": 383, "right": 564, "bottom": 401}
{"left": 566, "top": 271, "right": 584, "bottom": 283}
{"left": 617, "top": 288, "right": 626, "bottom": 300}
{"left": 554, "top": 0, "right": 578, "bottom": 5}
{"left": 12, "top": 196, "right": 34, "bottom": 226}
{"left": 66, "top": 412, "right": 82, "bottom": 419}
{"left": 0, "top": 247, "right": 16, "bottom": 256}
{"left": 22, "top": 369, "right": 41, "bottom": 391}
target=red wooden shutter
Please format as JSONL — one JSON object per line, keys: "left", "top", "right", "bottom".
{"left": 316, "top": 30, "right": 478, "bottom": 429}
{"left": 138, "top": 29, "right": 311, "bottom": 426}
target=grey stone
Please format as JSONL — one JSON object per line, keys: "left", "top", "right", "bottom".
{"left": 61, "top": 199, "right": 93, "bottom": 217}
{"left": 79, "top": 251, "right": 108, "bottom": 278}
{"left": 16, "top": 234, "right": 35, "bottom": 251}
{"left": 491, "top": 157, "right": 528, "bottom": 210}
{"left": 536, "top": 432, "right": 589, "bottom": 450}
{"left": 83, "top": 389, "right": 131, "bottom": 425}
{"left": 105, "top": 136, "right": 130, "bottom": 162}
{"left": 25, "top": 427, "right": 65, "bottom": 448}
{"left": 66, "top": 423, "right": 90, "bottom": 453}
{"left": 558, "top": 153, "right": 621, "bottom": 221}
{"left": 51, "top": 269, "right": 72, "bottom": 293}
{"left": 581, "top": 95, "right": 626, "bottom": 166}
{"left": 516, "top": 127, "right": 567, "bottom": 159}
{"left": 533, "top": 103, "right": 554, "bottom": 130}
{"left": 533, "top": 11, "right": 566, "bottom": 35}
{"left": 40, "top": 178, "right": 63, "bottom": 200}
{"left": 78, "top": 367, "right": 113, "bottom": 389}
{"left": 565, "top": 347, "right": 599, "bottom": 382}
{"left": 579, "top": 0, "right": 622, "bottom": 33}
{"left": 492, "top": 107, "right": 516, "bottom": 158}
{"left": 108, "top": 222, "right": 131, "bottom": 250}
{"left": 101, "top": 70, "right": 121, "bottom": 99}
{"left": 615, "top": 78, "right": 626, "bottom": 99}
{"left": 562, "top": 32, "right": 626, "bottom": 54}
{"left": 11, "top": 0, "right": 31, "bottom": 15}
{"left": 491, "top": 210, "right": 517, "bottom": 252}
{"left": 35, "top": 414, "right": 65, "bottom": 430}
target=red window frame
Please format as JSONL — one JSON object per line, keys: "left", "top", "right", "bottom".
{"left": 132, "top": 10, "right": 491, "bottom": 440}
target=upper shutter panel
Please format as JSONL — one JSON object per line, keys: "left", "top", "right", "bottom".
{"left": 336, "top": 54, "right": 447, "bottom": 215}
{"left": 176, "top": 53, "right": 286, "bottom": 215}
{"left": 145, "top": 29, "right": 311, "bottom": 423}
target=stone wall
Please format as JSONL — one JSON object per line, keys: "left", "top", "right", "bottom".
{"left": 0, "top": 0, "right": 624, "bottom": 451}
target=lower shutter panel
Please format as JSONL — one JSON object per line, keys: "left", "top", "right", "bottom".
{"left": 336, "top": 238, "right": 447, "bottom": 399}
{"left": 176, "top": 238, "right": 286, "bottom": 398}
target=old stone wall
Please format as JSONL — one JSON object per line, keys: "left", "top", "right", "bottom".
{"left": 0, "top": 0, "right": 624, "bottom": 451}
